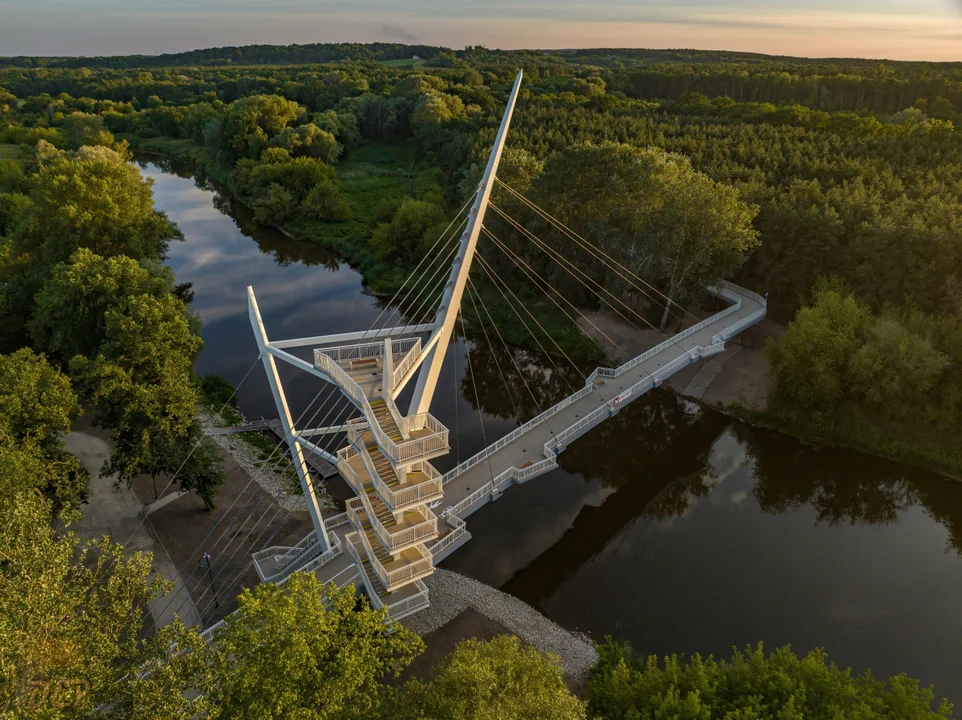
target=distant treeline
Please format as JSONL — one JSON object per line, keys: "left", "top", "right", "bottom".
{"left": 0, "top": 42, "right": 448, "bottom": 69}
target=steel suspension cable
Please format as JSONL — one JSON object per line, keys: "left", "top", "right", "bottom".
{"left": 355, "top": 196, "right": 474, "bottom": 341}
{"left": 179, "top": 382, "right": 357, "bottom": 620}
{"left": 490, "top": 203, "right": 663, "bottom": 334}
{"left": 472, "top": 252, "right": 575, "bottom": 390}
{"left": 495, "top": 178, "right": 696, "bottom": 327}
{"left": 119, "top": 356, "right": 261, "bottom": 550}
{"left": 457, "top": 309, "right": 499, "bottom": 486}
{"left": 464, "top": 282, "right": 522, "bottom": 422}
{"left": 479, "top": 227, "right": 630, "bottom": 368}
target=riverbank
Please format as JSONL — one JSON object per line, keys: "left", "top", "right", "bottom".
{"left": 668, "top": 320, "right": 962, "bottom": 480}
{"left": 402, "top": 569, "right": 597, "bottom": 690}
{"left": 129, "top": 139, "right": 605, "bottom": 362}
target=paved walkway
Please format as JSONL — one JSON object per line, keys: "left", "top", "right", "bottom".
{"left": 64, "top": 432, "right": 201, "bottom": 632}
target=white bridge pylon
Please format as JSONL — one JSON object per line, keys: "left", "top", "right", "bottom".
{"left": 246, "top": 71, "right": 526, "bottom": 607}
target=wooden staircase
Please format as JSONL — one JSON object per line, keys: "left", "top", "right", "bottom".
{"left": 363, "top": 484, "right": 396, "bottom": 529}
{"left": 364, "top": 440, "right": 401, "bottom": 490}
{"left": 369, "top": 399, "right": 402, "bottom": 442}
{"left": 359, "top": 556, "right": 387, "bottom": 596}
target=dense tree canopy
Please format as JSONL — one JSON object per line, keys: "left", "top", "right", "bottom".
{"left": 589, "top": 641, "right": 954, "bottom": 719}
{"left": 385, "top": 635, "right": 586, "bottom": 720}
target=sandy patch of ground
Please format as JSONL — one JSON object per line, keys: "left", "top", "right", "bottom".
{"left": 575, "top": 304, "right": 782, "bottom": 411}
{"left": 130, "top": 448, "right": 316, "bottom": 629}
{"left": 63, "top": 430, "right": 200, "bottom": 633}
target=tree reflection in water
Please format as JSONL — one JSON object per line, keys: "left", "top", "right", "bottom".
{"left": 451, "top": 322, "right": 962, "bottom": 594}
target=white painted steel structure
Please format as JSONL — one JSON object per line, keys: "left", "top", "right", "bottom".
{"left": 235, "top": 70, "right": 769, "bottom": 629}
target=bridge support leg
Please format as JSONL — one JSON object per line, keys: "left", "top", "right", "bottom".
{"left": 248, "top": 287, "right": 330, "bottom": 553}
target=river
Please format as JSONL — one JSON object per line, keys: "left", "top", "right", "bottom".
{"left": 143, "top": 155, "right": 962, "bottom": 708}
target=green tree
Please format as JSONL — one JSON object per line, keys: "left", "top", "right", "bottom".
{"left": 31, "top": 248, "right": 173, "bottom": 365}
{"left": 204, "top": 574, "right": 423, "bottom": 719}
{"left": 221, "top": 94, "right": 304, "bottom": 162}
{"left": 3, "top": 146, "right": 180, "bottom": 345}
{"left": 0, "top": 348, "right": 86, "bottom": 511}
{"left": 588, "top": 641, "right": 953, "bottom": 719}
{"left": 529, "top": 143, "right": 759, "bottom": 330}
{"left": 386, "top": 635, "right": 586, "bottom": 720}
{"left": 70, "top": 294, "right": 201, "bottom": 482}
{"left": 766, "top": 284, "right": 874, "bottom": 410}
{"left": 270, "top": 123, "right": 342, "bottom": 164}
{"left": 0, "top": 436, "right": 165, "bottom": 719}
{"left": 371, "top": 197, "right": 446, "bottom": 264}
{"left": 62, "top": 112, "right": 114, "bottom": 150}
{"left": 142, "top": 422, "right": 226, "bottom": 510}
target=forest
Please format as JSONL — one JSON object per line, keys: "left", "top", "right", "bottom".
{"left": 3, "top": 41, "right": 960, "bottom": 472}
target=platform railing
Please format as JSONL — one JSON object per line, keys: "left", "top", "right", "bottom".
{"left": 429, "top": 513, "right": 467, "bottom": 558}
{"left": 316, "top": 338, "right": 420, "bottom": 364}
{"left": 355, "top": 528, "right": 433, "bottom": 591}
{"left": 385, "top": 580, "right": 431, "bottom": 620}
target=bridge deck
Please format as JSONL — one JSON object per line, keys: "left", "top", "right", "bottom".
{"left": 437, "top": 282, "right": 767, "bottom": 522}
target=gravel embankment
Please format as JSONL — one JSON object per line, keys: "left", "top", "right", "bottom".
{"left": 404, "top": 568, "right": 597, "bottom": 681}
{"left": 198, "top": 411, "right": 333, "bottom": 513}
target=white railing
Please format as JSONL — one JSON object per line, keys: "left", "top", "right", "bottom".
{"left": 325, "top": 511, "right": 351, "bottom": 529}
{"left": 349, "top": 491, "right": 435, "bottom": 554}
{"left": 382, "top": 392, "right": 406, "bottom": 438}
{"left": 277, "top": 532, "right": 343, "bottom": 584}
{"left": 385, "top": 579, "right": 430, "bottom": 619}
{"left": 441, "top": 384, "right": 593, "bottom": 484}
{"left": 444, "top": 455, "right": 559, "bottom": 521}
{"left": 200, "top": 619, "right": 225, "bottom": 644}
{"left": 388, "top": 511, "right": 438, "bottom": 550}
{"left": 356, "top": 528, "right": 433, "bottom": 591}
{"left": 429, "top": 513, "right": 467, "bottom": 557}
{"left": 372, "top": 459, "right": 443, "bottom": 509}
{"left": 345, "top": 531, "right": 380, "bottom": 601}
{"left": 353, "top": 486, "right": 437, "bottom": 553}
{"left": 391, "top": 338, "right": 422, "bottom": 391}
{"left": 316, "top": 338, "right": 420, "bottom": 364}
{"left": 443, "top": 281, "right": 767, "bottom": 486}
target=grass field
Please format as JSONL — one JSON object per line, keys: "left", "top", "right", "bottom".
{"left": 0, "top": 144, "right": 23, "bottom": 161}
{"left": 285, "top": 140, "right": 441, "bottom": 268}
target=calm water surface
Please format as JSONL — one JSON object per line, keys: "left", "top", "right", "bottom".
{"left": 144, "top": 156, "right": 962, "bottom": 708}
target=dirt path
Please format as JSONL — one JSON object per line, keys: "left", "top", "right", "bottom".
{"left": 63, "top": 432, "right": 200, "bottom": 633}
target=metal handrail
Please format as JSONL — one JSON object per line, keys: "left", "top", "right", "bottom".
{"left": 355, "top": 528, "right": 433, "bottom": 590}
{"left": 443, "top": 282, "right": 767, "bottom": 486}
{"left": 391, "top": 338, "right": 422, "bottom": 391}
{"left": 385, "top": 579, "right": 430, "bottom": 619}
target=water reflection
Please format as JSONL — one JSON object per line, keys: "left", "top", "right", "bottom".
{"left": 447, "top": 334, "right": 962, "bottom": 706}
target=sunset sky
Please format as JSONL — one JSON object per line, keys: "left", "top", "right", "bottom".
{"left": 2, "top": 0, "right": 961, "bottom": 61}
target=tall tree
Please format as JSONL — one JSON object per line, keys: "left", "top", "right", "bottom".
{"left": 30, "top": 248, "right": 174, "bottom": 366}
{"left": 528, "top": 143, "right": 759, "bottom": 330}
{"left": 0, "top": 436, "right": 165, "bottom": 719}
{"left": 588, "top": 641, "right": 953, "bottom": 719}
{"left": 203, "top": 574, "right": 422, "bottom": 719}
{"left": 71, "top": 294, "right": 201, "bottom": 483}
{"left": 0, "top": 348, "right": 86, "bottom": 512}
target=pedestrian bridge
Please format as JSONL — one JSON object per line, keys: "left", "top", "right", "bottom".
{"left": 249, "top": 279, "right": 766, "bottom": 621}
{"left": 221, "top": 68, "right": 771, "bottom": 627}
